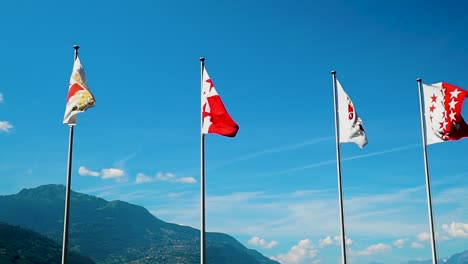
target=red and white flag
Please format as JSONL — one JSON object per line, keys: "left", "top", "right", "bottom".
{"left": 337, "top": 80, "right": 368, "bottom": 148}
{"left": 422, "top": 82, "right": 468, "bottom": 145}
{"left": 201, "top": 67, "right": 239, "bottom": 137}
{"left": 63, "top": 56, "right": 96, "bottom": 125}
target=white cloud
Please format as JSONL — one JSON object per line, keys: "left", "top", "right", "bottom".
{"left": 0, "top": 93, "right": 13, "bottom": 133}
{"left": 176, "top": 177, "right": 197, "bottom": 184}
{"left": 319, "top": 235, "right": 352, "bottom": 247}
{"left": 334, "top": 236, "right": 353, "bottom": 246}
{"left": 442, "top": 222, "right": 468, "bottom": 238}
{"left": 135, "top": 173, "right": 152, "bottom": 183}
{"left": 101, "top": 168, "right": 125, "bottom": 179}
{"left": 393, "top": 238, "right": 405, "bottom": 249}
{"left": 78, "top": 166, "right": 100, "bottom": 177}
{"left": 417, "top": 232, "right": 430, "bottom": 242}
{"left": 411, "top": 242, "right": 424, "bottom": 249}
{"left": 272, "top": 239, "right": 318, "bottom": 264}
{"left": 157, "top": 172, "right": 175, "bottom": 181}
{"left": 318, "top": 236, "right": 333, "bottom": 247}
{"left": 0, "top": 121, "right": 13, "bottom": 132}
{"left": 248, "top": 236, "right": 278, "bottom": 249}
{"left": 355, "top": 243, "right": 391, "bottom": 256}
{"left": 135, "top": 172, "right": 196, "bottom": 184}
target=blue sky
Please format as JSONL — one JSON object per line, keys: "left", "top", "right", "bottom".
{"left": 1, "top": 0, "right": 468, "bottom": 263}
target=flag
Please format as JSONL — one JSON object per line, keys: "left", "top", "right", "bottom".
{"left": 63, "top": 56, "right": 95, "bottom": 125}
{"left": 422, "top": 82, "right": 468, "bottom": 145}
{"left": 201, "top": 67, "right": 239, "bottom": 137}
{"left": 337, "top": 80, "right": 368, "bottom": 148}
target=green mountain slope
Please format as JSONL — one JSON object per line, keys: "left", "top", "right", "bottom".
{"left": 0, "top": 222, "right": 94, "bottom": 264}
{"left": 0, "top": 184, "right": 278, "bottom": 264}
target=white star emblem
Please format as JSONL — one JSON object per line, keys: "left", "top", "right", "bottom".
{"left": 454, "top": 123, "right": 461, "bottom": 130}
{"left": 449, "top": 111, "right": 456, "bottom": 121}
{"left": 442, "top": 120, "right": 449, "bottom": 130}
{"left": 450, "top": 88, "right": 461, "bottom": 99}
{"left": 449, "top": 98, "right": 458, "bottom": 109}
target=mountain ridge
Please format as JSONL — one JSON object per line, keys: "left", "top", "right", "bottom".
{"left": 0, "top": 222, "right": 95, "bottom": 264}
{"left": 0, "top": 184, "right": 278, "bottom": 264}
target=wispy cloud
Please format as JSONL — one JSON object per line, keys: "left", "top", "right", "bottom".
{"left": 78, "top": 166, "right": 100, "bottom": 177}
{"left": 411, "top": 242, "right": 424, "bottom": 249}
{"left": 0, "top": 121, "right": 13, "bottom": 133}
{"left": 114, "top": 151, "right": 139, "bottom": 169}
{"left": 262, "top": 144, "right": 419, "bottom": 176}
{"left": 152, "top": 185, "right": 432, "bottom": 238}
{"left": 417, "top": 232, "right": 430, "bottom": 242}
{"left": 248, "top": 236, "right": 278, "bottom": 249}
{"left": 318, "top": 235, "right": 352, "bottom": 247}
{"left": 208, "top": 137, "right": 332, "bottom": 171}
{"left": 101, "top": 168, "right": 125, "bottom": 179}
{"left": 393, "top": 238, "right": 406, "bottom": 249}
{"left": 0, "top": 92, "right": 13, "bottom": 133}
{"left": 353, "top": 243, "right": 391, "bottom": 256}
{"left": 136, "top": 172, "right": 196, "bottom": 184}
{"left": 78, "top": 166, "right": 125, "bottom": 181}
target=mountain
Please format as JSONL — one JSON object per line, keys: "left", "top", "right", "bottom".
{"left": 0, "top": 222, "right": 94, "bottom": 264}
{"left": 0, "top": 184, "right": 278, "bottom": 264}
{"left": 445, "top": 250, "right": 468, "bottom": 264}
{"left": 408, "top": 250, "right": 468, "bottom": 264}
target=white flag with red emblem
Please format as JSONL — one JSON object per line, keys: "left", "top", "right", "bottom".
{"left": 202, "top": 67, "right": 239, "bottom": 137}
{"left": 422, "top": 82, "right": 468, "bottom": 145}
{"left": 337, "top": 80, "right": 368, "bottom": 148}
{"left": 63, "top": 56, "right": 96, "bottom": 125}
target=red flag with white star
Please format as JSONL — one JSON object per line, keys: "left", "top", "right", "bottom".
{"left": 201, "top": 67, "right": 239, "bottom": 137}
{"left": 422, "top": 82, "right": 468, "bottom": 145}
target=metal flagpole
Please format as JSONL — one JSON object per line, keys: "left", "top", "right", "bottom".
{"left": 416, "top": 78, "right": 438, "bottom": 264}
{"left": 199, "top": 57, "right": 206, "bottom": 264}
{"left": 61, "top": 45, "right": 79, "bottom": 264}
{"left": 331, "top": 70, "right": 348, "bottom": 264}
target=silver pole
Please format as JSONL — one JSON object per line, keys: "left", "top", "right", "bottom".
{"left": 61, "top": 45, "right": 79, "bottom": 264}
{"left": 416, "top": 78, "right": 438, "bottom": 264}
{"left": 331, "top": 70, "right": 347, "bottom": 264}
{"left": 200, "top": 57, "right": 206, "bottom": 264}
{"left": 61, "top": 124, "right": 75, "bottom": 264}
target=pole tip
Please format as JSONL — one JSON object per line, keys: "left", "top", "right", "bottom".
{"left": 73, "top": 45, "right": 80, "bottom": 50}
{"left": 199, "top": 57, "right": 205, "bottom": 62}
{"left": 331, "top": 70, "right": 336, "bottom": 74}
{"left": 416, "top": 78, "right": 422, "bottom": 82}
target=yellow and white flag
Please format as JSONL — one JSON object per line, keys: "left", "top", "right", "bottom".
{"left": 63, "top": 56, "right": 95, "bottom": 125}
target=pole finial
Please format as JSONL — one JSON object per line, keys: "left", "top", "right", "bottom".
{"left": 199, "top": 57, "right": 205, "bottom": 62}
{"left": 73, "top": 45, "right": 80, "bottom": 60}
{"left": 331, "top": 70, "right": 336, "bottom": 75}
{"left": 416, "top": 78, "right": 422, "bottom": 82}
